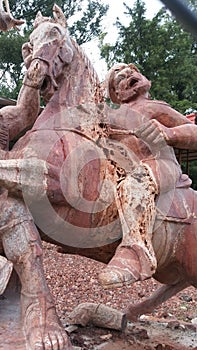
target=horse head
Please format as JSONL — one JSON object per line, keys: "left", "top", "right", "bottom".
{"left": 22, "top": 4, "right": 74, "bottom": 102}
{"left": 22, "top": 4, "right": 101, "bottom": 105}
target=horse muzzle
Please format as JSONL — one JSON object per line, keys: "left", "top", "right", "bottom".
{"left": 25, "top": 58, "right": 49, "bottom": 89}
{"left": 24, "top": 57, "right": 57, "bottom": 102}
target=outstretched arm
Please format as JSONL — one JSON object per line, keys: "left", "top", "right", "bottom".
{"left": 0, "top": 0, "right": 24, "bottom": 31}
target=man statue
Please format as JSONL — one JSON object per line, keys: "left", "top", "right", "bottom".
{"left": 98, "top": 63, "right": 197, "bottom": 288}
{"left": 0, "top": 0, "right": 24, "bottom": 294}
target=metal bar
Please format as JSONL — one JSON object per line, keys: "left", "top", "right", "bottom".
{"left": 160, "top": 0, "right": 197, "bottom": 38}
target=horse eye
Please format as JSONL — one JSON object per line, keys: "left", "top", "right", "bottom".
{"left": 50, "top": 27, "right": 59, "bottom": 37}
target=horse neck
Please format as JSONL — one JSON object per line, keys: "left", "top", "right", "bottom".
{"left": 51, "top": 39, "right": 102, "bottom": 108}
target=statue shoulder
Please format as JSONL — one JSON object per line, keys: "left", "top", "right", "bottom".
{"left": 146, "top": 99, "right": 170, "bottom": 107}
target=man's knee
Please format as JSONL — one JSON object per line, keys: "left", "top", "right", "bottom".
{"left": 2, "top": 219, "right": 42, "bottom": 263}
{"left": 0, "top": 196, "right": 32, "bottom": 228}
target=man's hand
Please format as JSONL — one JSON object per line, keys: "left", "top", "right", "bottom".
{"left": 0, "top": 10, "right": 24, "bottom": 31}
{"left": 134, "top": 119, "right": 171, "bottom": 150}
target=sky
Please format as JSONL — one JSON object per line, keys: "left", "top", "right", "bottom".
{"left": 103, "top": 0, "right": 164, "bottom": 26}
{"left": 81, "top": 0, "right": 164, "bottom": 80}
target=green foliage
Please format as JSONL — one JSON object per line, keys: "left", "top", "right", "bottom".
{"left": 100, "top": 0, "right": 197, "bottom": 114}
{"left": 68, "top": 1, "right": 108, "bottom": 45}
{"left": 189, "top": 160, "right": 197, "bottom": 189}
{"left": 0, "top": 30, "right": 28, "bottom": 98}
{"left": 181, "top": 160, "right": 197, "bottom": 189}
{"left": 0, "top": 0, "right": 108, "bottom": 99}
{"left": 9, "top": 0, "right": 108, "bottom": 41}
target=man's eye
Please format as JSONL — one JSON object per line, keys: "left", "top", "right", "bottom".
{"left": 116, "top": 75, "right": 125, "bottom": 84}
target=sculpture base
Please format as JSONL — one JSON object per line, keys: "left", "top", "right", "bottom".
{"left": 0, "top": 271, "right": 26, "bottom": 350}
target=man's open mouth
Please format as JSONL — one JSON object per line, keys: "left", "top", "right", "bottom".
{"left": 129, "top": 77, "right": 138, "bottom": 87}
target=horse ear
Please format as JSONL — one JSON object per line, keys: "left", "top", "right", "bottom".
{"left": 53, "top": 4, "right": 67, "bottom": 27}
{"left": 34, "top": 11, "right": 44, "bottom": 28}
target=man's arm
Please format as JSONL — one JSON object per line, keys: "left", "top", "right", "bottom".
{"left": 0, "top": 76, "right": 40, "bottom": 148}
{"left": 135, "top": 102, "right": 197, "bottom": 150}
{"left": 135, "top": 118, "right": 197, "bottom": 151}
{"left": 148, "top": 101, "right": 192, "bottom": 128}
{"left": 160, "top": 122, "right": 197, "bottom": 150}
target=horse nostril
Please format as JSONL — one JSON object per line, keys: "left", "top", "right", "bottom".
{"left": 42, "top": 78, "right": 48, "bottom": 90}
{"left": 41, "top": 76, "right": 51, "bottom": 93}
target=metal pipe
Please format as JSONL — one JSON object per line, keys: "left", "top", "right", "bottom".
{"left": 160, "top": 0, "right": 197, "bottom": 38}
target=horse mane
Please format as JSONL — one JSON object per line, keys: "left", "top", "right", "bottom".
{"left": 70, "top": 38, "right": 103, "bottom": 103}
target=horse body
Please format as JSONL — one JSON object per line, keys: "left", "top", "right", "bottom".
{"left": 0, "top": 5, "right": 196, "bottom": 347}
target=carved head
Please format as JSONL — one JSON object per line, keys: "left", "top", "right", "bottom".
{"left": 106, "top": 63, "right": 151, "bottom": 104}
{"left": 22, "top": 5, "right": 74, "bottom": 101}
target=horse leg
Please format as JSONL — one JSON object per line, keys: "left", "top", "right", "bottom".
{"left": 125, "top": 280, "right": 189, "bottom": 322}
{"left": 1, "top": 197, "right": 73, "bottom": 350}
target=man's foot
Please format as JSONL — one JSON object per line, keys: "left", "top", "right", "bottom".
{"left": 22, "top": 292, "right": 73, "bottom": 349}
{"left": 0, "top": 256, "right": 13, "bottom": 295}
{"left": 98, "top": 245, "right": 155, "bottom": 289}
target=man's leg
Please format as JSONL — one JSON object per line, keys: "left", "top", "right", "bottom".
{"left": 0, "top": 255, "right": 13, "bottom": 294}
{"left": 99, "top": 165, "right": 158, "bottom": 288}
{"left": 0, "top": 189, "right": 13, "bottom": 295}
{"left": 1, "top": 196, "right": 73, "bottom": 350}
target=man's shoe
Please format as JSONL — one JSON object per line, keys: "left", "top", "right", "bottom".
{"left": 98, "top": 245, "right": 155, "bottom": 289}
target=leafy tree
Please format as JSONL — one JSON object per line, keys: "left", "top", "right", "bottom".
{"left": 181, "top": 159, "right": 197, "bottom": 189}
{"left": 0, "top": 30, "right": 28, "bottom": 98}
{"left": 189, "top": 160, "right": 197, "bottom": 189}
{"left": 9, "top": 0, "right": 108, "bottom": 42}
{"left": 0, "top": 0, "right": 108, "bottom": 98}
{"left": 100, "top": 0, "right": 197, "bottom": 114}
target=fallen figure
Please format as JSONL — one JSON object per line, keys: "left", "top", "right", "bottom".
{"left": 0, "top": 0, "right": 24, "bottom": 296}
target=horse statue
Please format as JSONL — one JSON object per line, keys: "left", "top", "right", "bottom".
{"left": 0, "top": 4, "right": 196, "bottom": 350}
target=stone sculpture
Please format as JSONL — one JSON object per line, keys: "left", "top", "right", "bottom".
{"left": 0, "top": 0, "right": 24, "bottom": 31}
{"left": 0, "top": 0, "right": 25, "bottom": 297}
{"left": 98, "top": 62, "right": 197, "bottom": 288}
{"left": 0, "top": 4, "right": 196, "bottom": 350}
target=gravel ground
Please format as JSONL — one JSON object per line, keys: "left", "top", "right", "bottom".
{"left": 42, "top": 241, "right": 197, "bottom": 349}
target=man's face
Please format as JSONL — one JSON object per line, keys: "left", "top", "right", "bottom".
{"left": 110, "top": 65, "right": 150, "bottom": 103}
